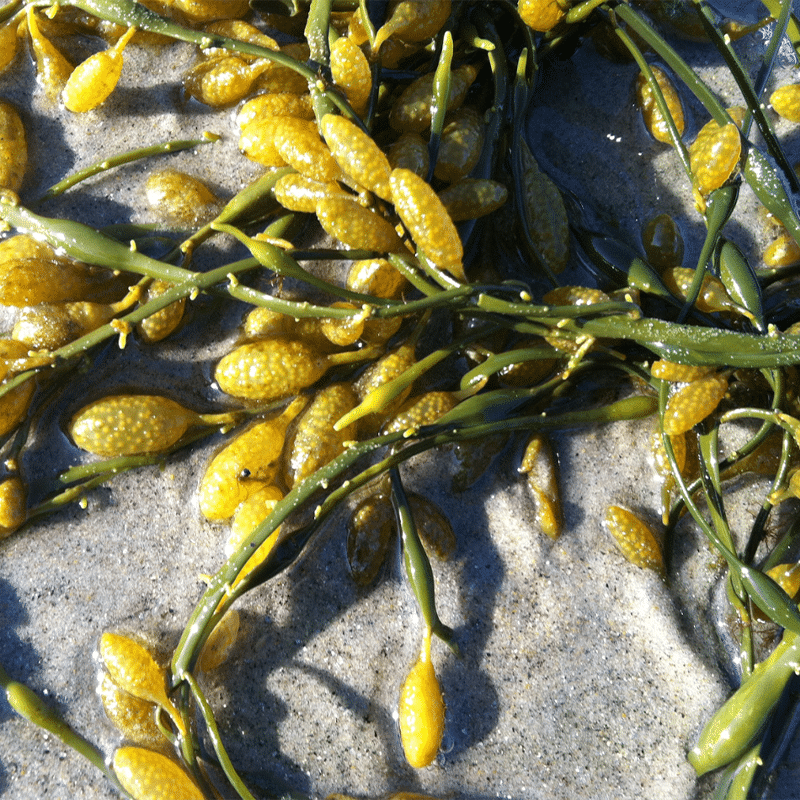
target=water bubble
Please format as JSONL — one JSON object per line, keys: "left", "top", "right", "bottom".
{"left": 756, "top": 22, "right": 799, "bottom": 68}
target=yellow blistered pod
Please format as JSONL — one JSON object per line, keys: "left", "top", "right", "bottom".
{"left": 495, "top": 338, "right": 556, "bottom": 387}
{"left": 766, "top": 562, "right": 800, "bottom": 600}
{"left": 763, "top": 233, "right": 800, "bottom": 268}
{"left": 271, "top": 39, "right": 309, "bottom": 61}
{"left": 650, "top": 359, "right": 714, "bottom": 382}
{"left": 236, "top": 91, "right": 313, "bottom": 128}
{"left": 69, "top": 395, "right": 203, "bottom": 457}
{"left": 239, "top": 118, "right": 286, "bottom": 167}
{"left": 0, "top": 100, "right": 26, "bottom": 193}
{"left": 0, "top": 257, "right": 125, "bottom": 307}
{"left": 321, "top": 114, "right": 392, "bottom": 200}
{"left": 649, "top": 427, "right": 687, "bottom": 477}
{"left": 521, "top": 145, "right": 570, "bottom": 274}
{"left": 642, "top": 213, "right": 684, "bottom": 270}
{"left": 354, "top": 341, "right": 416, "bottom": 403}
{"left": 169, "top": 0, "right": 251, "bottom": 22}
{"left": 771, "top": 84, "right": 800, "bottom": 123}
{"left": 241, "top": 306, "right": 289, "bottom": 339}
{"left": 387, "top": 131, "right": 430, "bottom": 178}
{"left": 347, "top": 7, "right": 370, "bottom": 44}
{"left": 751, "top": 560, "right": 800, "bottom": 620}
{"left": 0, "top": 337, "right": 40, "bottom": 370}
{"left": 379, "top": 39, "right": 423, "bottom": 70}
{"left": 389, "top": 63, "right": 478, "bottom": 133}
{"left": 438, "top": 178, "right": 508, "bottom": 222}
{"left": 281, "top": 315, "right": 341, "bottom": 355}
{"left": 412, "top": 494, "right": 456, "bottom": 559}
{"left": 0, "top": 476, "right": 25, "bottom": 539}
{"left": 272, "top": 117, "right": 342, "bottom": 183}
{"left": 203, "top": 19, "right": 279, "bottom": 60}
{"left": 364, "top": 316, "right": 405, "bottom": 346}
{"left": 519, "top": 433, "right": 563, "bottom": 540}
{"left": 145, "top": 169, "right": 221, "bottom": 228}
{"left": 198, "top": 609, "right": 240, "bottom": 672}
{"left": 635, "top": 65, "right": 685, "bottom": 144}
{"left": 390, "top": 168, "right": 464, "bottom": 279}
{"left": 346, "top": 258, "right": 407, "bottom": 344}
{"left": 284, "top": 382, "right": 359, "bottom": 486}
{"left": 384, "top": 391, "right": 459, "bottom": 434}
{"left": 215, "top": 337, "right": 331, "bottom": 400}
{"left": 0, "top": 234, "right": 55, "bottom": 264}
{"left": 0, "top": 378, "right": 34, "bottom": 439}
{"left": 602, "top": 505, "right": 666, "bottom": 579}
{"left": 0, "top": 339, "right": 36, "bottom": 438}
{"left": 689, "top": 109, "right": 744, "bottom": 197}
{"left": 0, "top": 20, "right": 19, "bottom": 75}
{"left": 352, "top": 316, "right": 404, "bottom": 349}
{"left": 771, "top": 469, "right": 800, "bottom": 505}
{"left": 316, "top": 195, "right": 405, "bottom": 252}
{"left": 543, "top": 285, "right": 610, "bottom": 306}
{"left": 346, "top": 258, "right": 408, "bottom": 299}
{"left": 228, "top": 485, "right": 283, "bottom": 548}
{"left": 759, "top": 202, "right": 785, "bottom": 231}
{"left": 198, "top": 398, "right": 305, "bottom": 520}
{"left": 330, "top": 36, "right": 371, "bottom": 116}
{"left": 497, "top": 358, "right": 555, "bottom": 387}
{"left": 98, "top": 673, "right": 165, "bottom": 750}
{"left": 273, "top": 173, "right": 346, "bottom": 213}
{"left": 136, "top": 280, "right": 186, "bottom": 344}
{"left": 225, "top": 487, "right": 283, "bottom": 590}
{"left": 398, "top": 630, "right": 445, "bottom": 768}
{"left": 353, "top": 342, "right": 416, "bottom": 433}
{"left": 662, "top": 372, "right": 729, "bottom": 435}
{"left": 649, "top": 426, "right": 688, "bottom": 524}
{"left": 100, "top": 634, "right": 172, "bottom": 709}
{"left": 112, "top": 747, "right": 205, "bottom": 800}
{"left": 518, "top": 0, "right": 568, "bottom": 32}
{"left": 0, "top": 337, "right": 35, "bottom": 396}
{"left": 450, "top": 430, "right": 505, "bottom": 490}
{"left": 319, "top": 302, "right": 366, "bottom": 347}
{"left": 434, "top": 107, "right": 484, "bottom": 183}
{"left": 347, "top": 492, "right": 395, "bottom": 585}
{"left": 25, "top": 7, "right": 74, "bottom": 101}
{"left": 62, "top": 26, "right": 136, "bottom": 113}
{"left": 650, "top": 430, "right": 687, "bottom": 478}
{"left": 374, "top": 0, "right": 451, "bottom": 51}
{"left": 12, "top": 300, "right": 119, "bottom": 350}
{"left": 253, "top": 43, "right": 310, "bottom": 95}
{"left": 184, "top": 55, "right": 269, "bottom": 107}
{"left": 661, "top": 266, "right": 743, "bottom": 316}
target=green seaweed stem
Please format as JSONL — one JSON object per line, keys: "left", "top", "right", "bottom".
{"left": 6, "top": 1, "right": 800, "bottom": 796}
{"left": 183, "top": 672, "right": 257, "bottom": 800}
{"left": 659, "top": 383, "right": 800, "bottom": 636}
{"left": 390, "top": 467, "right": 458, "bottom": 653}
{"left": 427, "top": 30, "right": 454, "bottom": 182}
{"left": 758, "top": 0, "right": 800, "bottom": 57}
{"left": 34, "top": 133, "right": 220, "bottom": 205}
{"left": 71, "top": 0, "right": 317, "bottom": 75}
{"left": 613, "top": 24, "right": 692, "bottom": 179}
{"left": 692, "top": 0, "right": 799, "bottom": 191}
{"left": 752, "top": 0, "right": 794, "bottom": 102}
{"left": 612, "top": 3, "right": 730, "bottom": 126}
{"left": 172, "top": 391, "right": 658, "bottom": 681}
{"left": 0, "top": 663, "right": 129, "bottom": 796}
